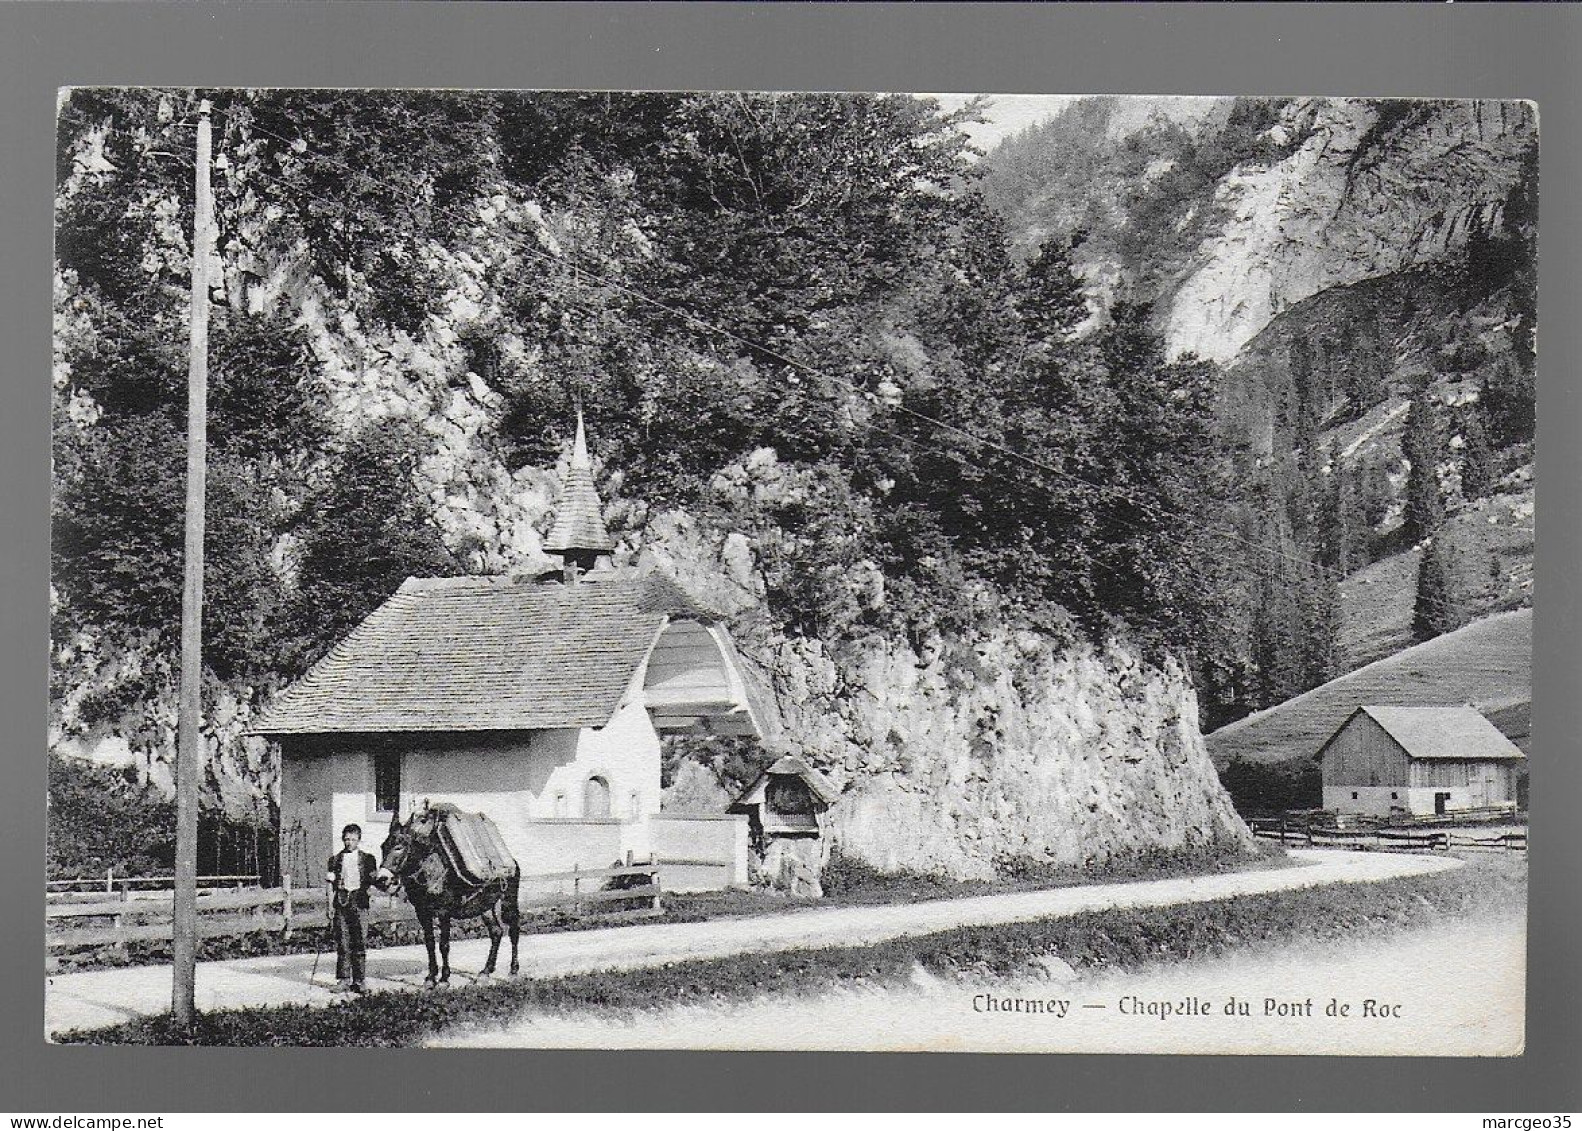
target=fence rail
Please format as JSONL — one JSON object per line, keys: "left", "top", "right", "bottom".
{"left": 1250, "top": 816, "right": 1527, "bottom": 854}
{"left": 45, "top": 858, "right": 663, "bottom": 953}
{"left": 47, "top": 873, "right": 260, "bottom": 895}
{"left": 1446, "top": 831, "right": 1529, "bottom": 851}
{"left": 1394, "top": 806, "right": 1523, "bottom": 827}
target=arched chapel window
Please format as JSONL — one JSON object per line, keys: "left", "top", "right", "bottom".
{"left": 584, "top": 775, "right": 611, "bottom": 818}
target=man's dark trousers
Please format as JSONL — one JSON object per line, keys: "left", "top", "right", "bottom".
{"left": 333, "top": 889, "right": 367, "bottom": 985}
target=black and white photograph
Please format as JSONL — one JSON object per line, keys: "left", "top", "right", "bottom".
{"left": 45, "top": 87, "right": 1536, "bottom": 1055}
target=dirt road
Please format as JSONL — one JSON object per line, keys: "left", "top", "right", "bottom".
{"left": 46, "top": 848, "right": 1460, "bottom": 1039}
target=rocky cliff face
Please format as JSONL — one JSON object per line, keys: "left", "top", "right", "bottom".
{"left": 787, "top": 630, "right": 1252, "bottom": 878}
{"left": 643, "top": 509, "right": 1252, "bottom": 879}
{"left": 273, "top": 345, "right": 1258, "bottom": 877}
{"left": 49, "top": 633, "right": 276, "bottom": 820}
{"left": 1159, "top": 99, "right": 1533, "bottom": 363}
{"left": 984, "top": 97, "right": 1535, "bottom": 367}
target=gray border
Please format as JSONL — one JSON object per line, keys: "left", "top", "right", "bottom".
{"left": 4, "top": 1, "right": 1578, "bottom": 1113}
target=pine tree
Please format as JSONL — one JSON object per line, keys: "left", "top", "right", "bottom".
{"left": 1298, "top": 563, "right": 1342, "bottom": 689}
{"left": 1480, "top": 357, "right": 1536, "bottom": 449}
{"left": 1248, "top": 557, "right": 1340, "bottom": 709}
{"left": 1401, "top": 376, "right": 1445, "bottom": 543}
{"left": 1458, "top": 405, "right": 1496, "bottom": 501}
{"left": 1021, "top": 235, "right": 1090, "bottom": 348}
{"left": 1411, "top": 536, "right": 1458, "bottom": 643}
{"left": 1085, "top": 301, "right": 1233, "bottom": 648}
{"left": 1289, "top": 333, "right": 1320, "bottom": 453}
{"left": 1314, "top": 335, "right": 1336, "bottom": 411}
{"left": 1344, "top": 356, "right": 1380, "bottom": 421}
{"left": 1318, "top": 461, "right": 1351, "bottom": 574}
{"left": 1344, "top": 310, "right": 1392, "bottom": 419}
{"left": 1250, "top": 578, "right": 1301, "bottom": 708}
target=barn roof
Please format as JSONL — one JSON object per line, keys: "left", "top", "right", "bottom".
{"left": 248, "top": 570, "right": 725, "bottom": 735}
{"left": 729, "top": 755, "right": 841, "bottom": 811}
{"left": 1337, "top": 705, "right": 1527, "bottom": 762}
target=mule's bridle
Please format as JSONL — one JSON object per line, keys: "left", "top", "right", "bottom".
{"left": 379, "top": 819, "right": 438, "bottom": 899}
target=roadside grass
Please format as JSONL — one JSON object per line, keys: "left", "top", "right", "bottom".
{"left": 663, "top": 839, "right": 1293, "bottom": 923}
{"left": 57, "top": 852, "right": 1523, "bottom": 1046}
{"left": 51, "top": 837, "right": 1284, "bottom": 973}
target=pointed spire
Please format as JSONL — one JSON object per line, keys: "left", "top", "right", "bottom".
{"left": 545, "top": 409, "right": 615, "bottom": 574}
{"left": 571, "top": 408, "right": 591, "bottom": 470}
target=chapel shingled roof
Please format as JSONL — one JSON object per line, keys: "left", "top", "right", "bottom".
{"left": 544, "top": 411, "right": 616, "bottom": 555}
{"left": 248, "top": 571, "right": 724, "bottom": 735}
{"left": 1333, "top": 705, "right": 1527, "bottom": 762}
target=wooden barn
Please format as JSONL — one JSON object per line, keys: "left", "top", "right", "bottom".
{"left": 1318, "top": 705, "right": 1525, "bottom": 817}
{"left": 250, "top": 415, "right": 761, "bottom": 887}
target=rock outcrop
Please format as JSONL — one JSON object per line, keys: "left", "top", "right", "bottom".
{"left": 643, "top": 509, "right": 1253, "bottom": 880}
{"left": 783, "top": 628, "right": 1252, "bottom": 878}
{"left": 984, "top": 97, "right": 1534, "bottom": 367}
{"left": 1160, "top": 99, "right": 1533, "bottom": 363}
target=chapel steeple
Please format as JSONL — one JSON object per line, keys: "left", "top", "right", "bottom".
{"left": 544, "top": 409, "right": 616, "bottom": 582}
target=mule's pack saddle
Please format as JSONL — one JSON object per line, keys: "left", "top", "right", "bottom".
{"left": 426, "top": 803, "right": 516, "bottom": 888}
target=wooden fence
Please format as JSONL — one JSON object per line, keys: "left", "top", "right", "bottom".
{"left": 1392, "top": 806, "right": 1523, "bottom": 827}
{"left": 1249, "top": 816, "right": 1527, "bottom": 854}
{"left": 1443, "top": 831, "right": 1530, "bottom": 852}
{"left": 517, "top": 859, "right": 664, "bottom": 924}
{"left": 45, "top": 859, "right": 663, "bottom": 954}
{"left": 47, "top": 873, "right": 261, "bottom": 899}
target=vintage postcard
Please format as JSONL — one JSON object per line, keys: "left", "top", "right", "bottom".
{"left": 46, "top": 89, "right": 1532, "bottom": 1054}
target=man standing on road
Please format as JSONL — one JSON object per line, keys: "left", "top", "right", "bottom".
{"left": 326, "top": 823, "right": 378, "bottom": 994}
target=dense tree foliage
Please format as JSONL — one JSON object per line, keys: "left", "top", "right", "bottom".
{"left": 47, "top": 754, "right": 277, "bottom": 879}
{"left": 276, "top": 422, "right": 459, "bottom": 679}
{"left": 63, "top": 90, "right": 1241, "bottom": 663}
{"left": 1216, "top": 756, "right": 1322, "bottom": 817}
{"left": 48, "top": 754, "right": 176, "bottom": 878}
{"left": 1480, "top": 357, "right": 1536, "bottom": 452}
{"left": 1401, "top": 375, "right": 1446, "bottom": 544}
{"left": 1457, "top": 406, "right": 1497, "bottom": 502}
{"left": 1243, "top": 517, "right": 1340, "bottom": 711}
{"left": 1411, "top": 536, "right": 1459, "bottom": 644}
{"left": 53, "top": 90, "right": 456, "bottom": 708}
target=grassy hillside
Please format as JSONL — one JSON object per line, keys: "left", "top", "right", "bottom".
{"left": 1206, "top": 607, "right": 1531, "bottom": 769}
{"left": 1340, "top": 476, "right": 1533, "bottom": 667}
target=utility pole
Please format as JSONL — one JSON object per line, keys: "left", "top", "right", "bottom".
{"left": 173, "top": 97, "right": 213, "bottom": 1028}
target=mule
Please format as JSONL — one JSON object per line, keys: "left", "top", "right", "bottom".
{"left": 377, "top": 807, "right": 522, "bottom": 986}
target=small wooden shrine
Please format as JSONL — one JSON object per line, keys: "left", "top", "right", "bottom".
{"left": 728, "top": 755, "right": 839, "bottom": 895}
